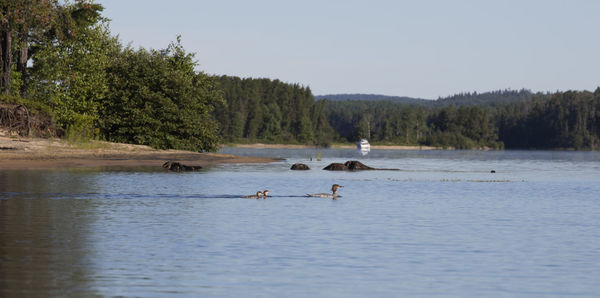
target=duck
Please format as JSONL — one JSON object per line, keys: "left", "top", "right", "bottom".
{"left": 243, "top": 191, "right": 263, "bottom": 199}
{"left": 307, "top": 184, "right": 343, "bottom": 199}
{"left": 262, "top": 190, "right": 270, "bottom": 199}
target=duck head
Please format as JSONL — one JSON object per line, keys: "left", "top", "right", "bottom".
{"left": 332, "top": 184, "right": 343, "bottom": 193}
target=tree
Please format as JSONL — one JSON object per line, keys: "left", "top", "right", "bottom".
{"left": 296, "top": 115, "right": 314, "bottom": 143}
{"left": 355, "top": 114, "right": 372, "bottom": 140}
{"left": 0, "top": 0, "right": 103, "bottom": 96}
{"left": 259, "top": 103, "right": 282, "bottom": 141}
{"left": 28, "top": 17, "right": 118, "bottom": 137}
{"left": 99, "top": 37, "right": 223, "bottom": 151}
{"left": 311, "top": 99, "right": 336, "bottom": 146}
{"left": 214, "top": 75, "right": 327, "bottom": 144}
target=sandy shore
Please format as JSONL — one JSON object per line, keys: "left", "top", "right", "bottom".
{"left": 232, "top": 143, "right": 440, "bottom": 150}
{"left": 0, "top": 137, "right": 281, "bottom": 170}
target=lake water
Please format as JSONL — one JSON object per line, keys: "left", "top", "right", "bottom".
{"left": 1, "top": 148, "right": 599, "bottom": 297}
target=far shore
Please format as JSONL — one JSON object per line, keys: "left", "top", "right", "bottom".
{"left": 230, "top": 143, "right": 441, "bottom": 150}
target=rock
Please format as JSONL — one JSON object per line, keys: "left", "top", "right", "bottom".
{"left": 323, "top": 163, "right": 349, "bottom": 171}
{"left": 344, "top": 160, "right": 375, "bottom": 170}
{"left": 291, "top": 163, "right": 310, "bottom": 170}
{"left": 162, "top": 161, "right": 202, "bottom": 172}
{"left": 323, "top": 160, "right": 376, "bottom": 171}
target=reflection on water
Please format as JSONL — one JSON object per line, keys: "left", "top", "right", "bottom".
{"left": 1, "top": 149, "right": 600, "bottom": 297}
{"left": 0, "top": 170, "right": 99, "bottom": 296}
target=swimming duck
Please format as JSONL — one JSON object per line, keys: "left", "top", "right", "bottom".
{"left": 307, "top": 184, "right": 343, "bottom": 199}
{"left": 262, "top": 190, "right": 270, "bottom": 199}
{"left": 243, "top": 191, "right": 263, "bottom": 199}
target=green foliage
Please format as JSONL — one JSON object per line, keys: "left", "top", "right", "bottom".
{"left": 1, "top": 0, "right": 104, "bottom": 96}
{"left": 497, "top": 89, "right": 600, "bottom": 150}
{"left": 322, "top": 99, "right": 502, "bottom": 149}
{"left": 215, "top": 76, "right": 335, "bottom": 144}
{"left": 319, "top": 90, "right": 600, "bottom": 150}
{"left": 436, "top": 89, "right": 536, "bottom": 107}
{"left": 312, "top": 99, "right": 335, "bottom": 146}
{"left": 424, "top": 131, "right": 476, "bottom": 149}
{"left": 28, "top": 20, "right": 118, "bottom": 139}
{"left": 425, "top": 105, "right": 501, "bottom": 149}
{"left": 259, "top": 103, "right": 282, "bottom": 141}
{"left": 325, "top": 100, "right": 429, "bottom": 145}
{"left": 99, "top": 38, "right": 223, "bottom": 151}
{"left": 9, "top": 1, "right": 223, "bottom": 151}
{"left": 296, "top": 115, "right": 314, "bottom": 143}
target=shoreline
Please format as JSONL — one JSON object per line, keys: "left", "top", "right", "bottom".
{"left": 0, "top": 137, "right": 444, "bottom": 170}
{"left": 230, "top": 143, "right": 441, "bottom": 150}
{"left": 0, "top": 137, "right": 282, "bottom": 170}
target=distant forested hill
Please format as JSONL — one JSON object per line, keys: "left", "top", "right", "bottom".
{"left": 317, "top": 89, "right": 537, "bottom": 107}
{"left": 315, "top": 94, "right": 429, "bottom": 105}
{"left": 436, "top": 89, "right": 539, "bottom": 107}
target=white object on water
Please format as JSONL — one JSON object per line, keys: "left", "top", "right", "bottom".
{"left": 357, "top": 139, "right": 370, "bottom": 155}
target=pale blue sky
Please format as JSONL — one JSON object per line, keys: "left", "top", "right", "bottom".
{"left": 101, "top": 0, "right": 599, "bottom": 99}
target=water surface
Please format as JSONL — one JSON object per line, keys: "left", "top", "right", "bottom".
{"left": 1, "top": 148, "right": 599, "bottom": 297}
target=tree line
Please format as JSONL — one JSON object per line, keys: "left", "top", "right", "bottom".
{"left": 213, "top": 84, "right": 600, "bottom": 150}
{"left": 316, "top": 88, "right": 536, "bottom": 108}
{"left": 313, "top": 89, "right": 600, "bottom": 150}
{"left": 321, "top": 99, "right": 501, "bottom": 149}
{"left": 497, "top": 89, "right": 600, "bottom": 149}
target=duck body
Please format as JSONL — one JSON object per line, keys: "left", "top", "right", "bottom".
{"left": 306, "top": 193, "right": 338, "bottom": 198}
{"left": 243, "top": 191, "right": 263, "bottom": 199}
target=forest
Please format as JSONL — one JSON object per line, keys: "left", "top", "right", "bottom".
{"left": 319, "top": 89, "right": 600, "bottom": 150}
{"left": 216, "top": 84, "right": 600, "bottom": 150}
{"left": 213, "top": 76, "right": 335, "bottom": 146}
{"left": 1, "top": 1, "right": 599, "bottom": 151}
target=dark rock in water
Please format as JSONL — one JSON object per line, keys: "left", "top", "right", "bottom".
{"left": 291, "top": 163, "right": 310, "bottom": 170}
{"left": 323, "top": 160, "right": 383, "bottom": 171}
{"left": 163, "top": 161, "right": 202, "bottom": 172}
{"left": 323, "top": 163, "right": 349, "bottom": 171}
{"left": 344, "top": 160, "right": 375, "bottom": 170}
{"left": 490, "top": 170, "right": 496, "bottom": 173}
{"left": 324, "top": 160, "right": 376, "bottom": 171}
